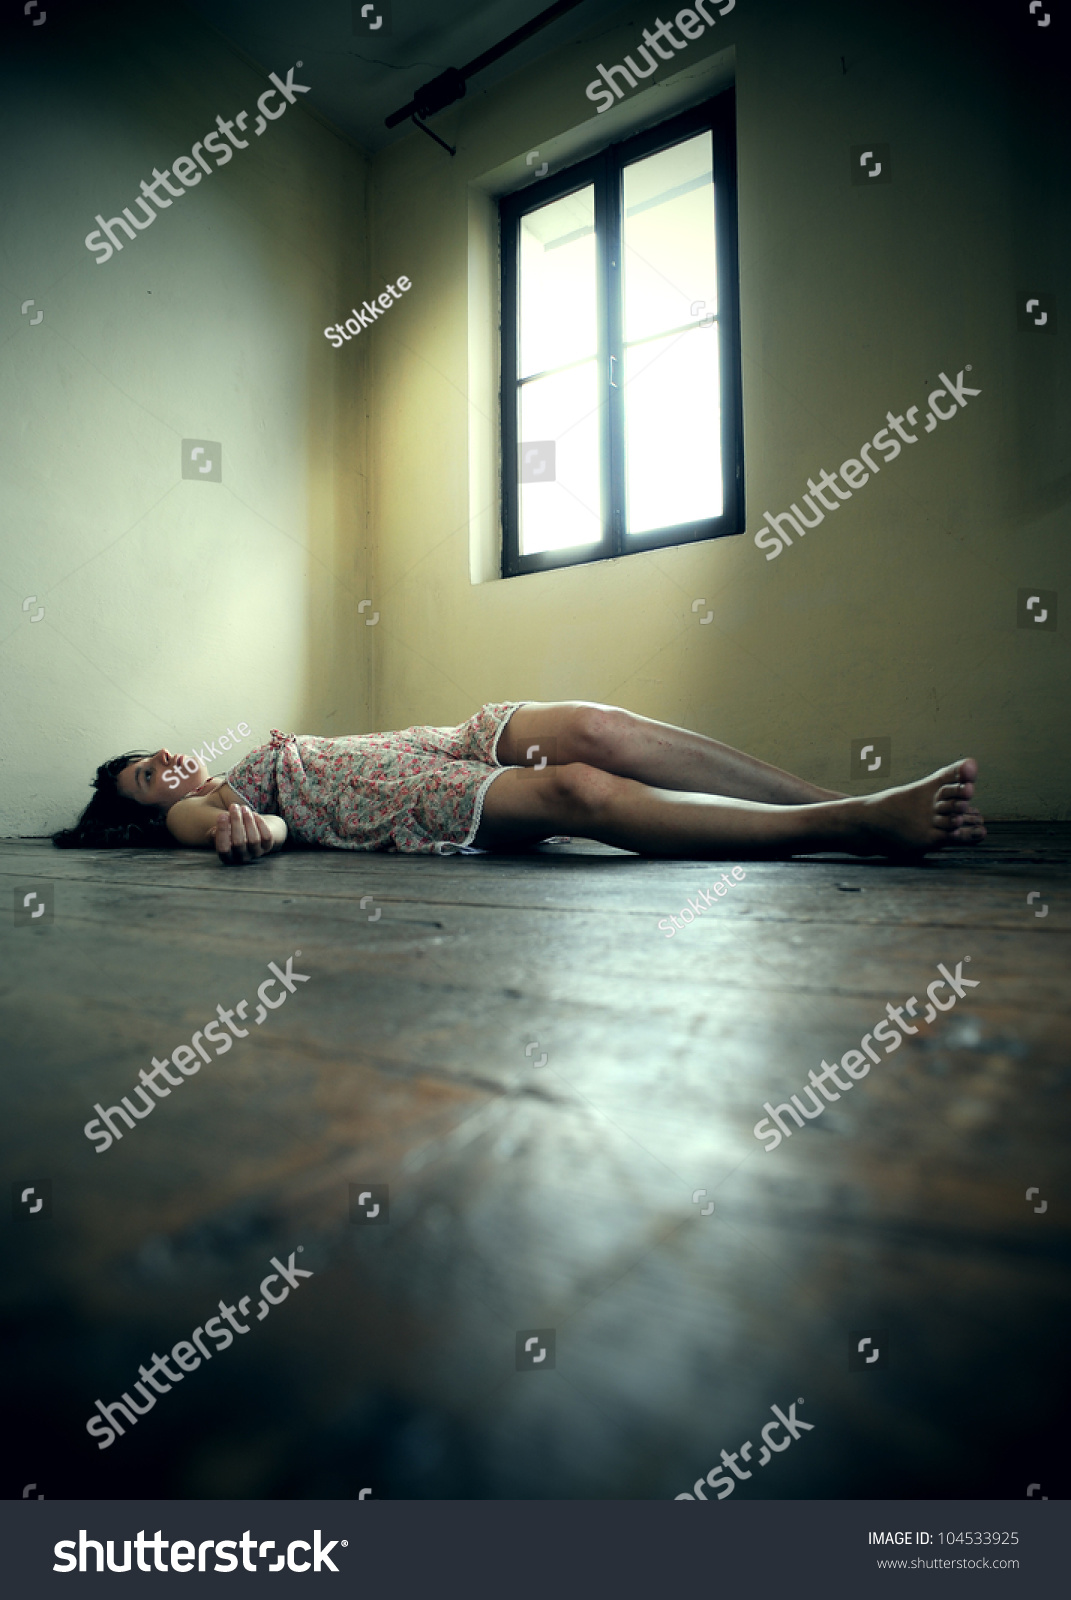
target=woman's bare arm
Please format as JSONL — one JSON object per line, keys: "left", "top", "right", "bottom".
{"left": 166, "top": 797, "right": 287, "bottom": 865}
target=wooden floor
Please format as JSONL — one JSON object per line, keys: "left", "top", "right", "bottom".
{"left": 3, "top": 827, "right": 1068, "bottom": 1500}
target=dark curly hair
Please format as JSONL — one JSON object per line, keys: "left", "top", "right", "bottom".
{"left": 51, "top": 751, "right": 176, "bottom": 850}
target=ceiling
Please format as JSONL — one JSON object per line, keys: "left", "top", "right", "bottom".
{"left": 182, "top": 0, "right": 633, "bottom": 154}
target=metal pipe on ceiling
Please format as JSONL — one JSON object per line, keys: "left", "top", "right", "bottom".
{"left": 384, "top": 0, "right": 588, "bottom": 144}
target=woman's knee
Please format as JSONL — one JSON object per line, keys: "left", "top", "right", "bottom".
{"left": 474, "top": 763, "right": 617, "bottom": 846}
{"left": 547, "top": 761, "right": 621, "bottom": 821}
{"left": 562, "top": 704, "right": 632, "bottom": 768}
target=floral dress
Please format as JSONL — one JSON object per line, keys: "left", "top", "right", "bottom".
{"left": 224, "top": 701, "right": 536, "bottom": 855}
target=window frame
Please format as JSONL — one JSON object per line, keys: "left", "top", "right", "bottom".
{"left": 499, "top": 91, "right": 743, "bottom": 580}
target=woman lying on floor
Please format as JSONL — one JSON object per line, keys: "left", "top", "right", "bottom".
{"left": 52, "top": 700, "right": 986, "bottom": 865}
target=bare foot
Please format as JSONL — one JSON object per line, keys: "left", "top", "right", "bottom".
{"left": 846, "top": 759, "right": 986, "bottom": 856}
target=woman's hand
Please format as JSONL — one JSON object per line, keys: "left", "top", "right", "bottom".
{"left": 213, "top": 803, "right": 276, "bottom": 866}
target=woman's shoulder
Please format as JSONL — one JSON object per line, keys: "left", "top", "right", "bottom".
{"left": 165, "top": 789, "right": 225, "bottom": 846}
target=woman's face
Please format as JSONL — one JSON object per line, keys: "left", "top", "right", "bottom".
{"left": 116, "top": 749, "right": 210, "bottom": 808}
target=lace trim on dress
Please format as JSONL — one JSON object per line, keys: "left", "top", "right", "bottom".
{"left": 491, "top": 701, "right": 529, "bottom": 766}
{"left": 432, "top": 767, "right": 504, "bottom": 855}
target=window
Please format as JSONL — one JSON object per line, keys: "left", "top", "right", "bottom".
{"left": 499, "top": 94, "right": 742, "bottom": 578}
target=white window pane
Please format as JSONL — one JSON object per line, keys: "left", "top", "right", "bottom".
{"left": 518, "top": 364, "right": 601, "bottom": 555}
{"left": 519, "top": 186, "right": 597, "bottom": 380}
{"left": 622, "top": 132, "right": 716, "bottom": 344}
{"left": 624, "top": 328, "right": 722, "bottom": 535}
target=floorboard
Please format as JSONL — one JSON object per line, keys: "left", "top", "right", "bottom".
{"left": 2, "top": 826, "right": 1068, "bottom": 1499}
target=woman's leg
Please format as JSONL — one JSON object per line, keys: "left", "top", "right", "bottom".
{"left": 473, "top": 758, "right": 985, "bottom": 859}
{"left": 497, "top": 701, "right": 845, "bottom": 804}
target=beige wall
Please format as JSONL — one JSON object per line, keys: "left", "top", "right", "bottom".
{"left": 3, "top": 0, "right": 1066, "bottom": 834}
{"left": 1, "top": 0, "right": 370, "bottom": 836}
{"left": 367, "top": 0, "right": 1068, "bottom": 816}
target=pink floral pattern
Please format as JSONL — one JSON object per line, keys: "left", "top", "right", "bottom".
{"left": 224, "top": 702, "right": 527, "bottom": 855}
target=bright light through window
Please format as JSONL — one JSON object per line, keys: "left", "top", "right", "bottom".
{"left": 622, "top": 132, "right": 722, "bottom": 534}
{"left": 502, "top": 100, "right": 739, "bottom": 574}
{"left": 517, "top": 188, "right": 601, "bottom": 555}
